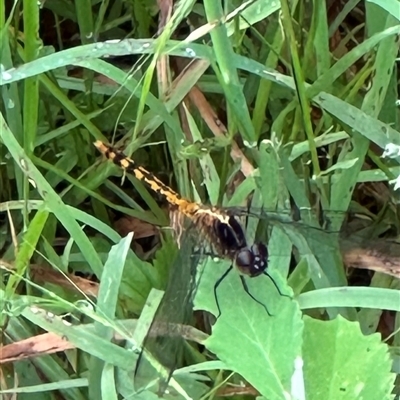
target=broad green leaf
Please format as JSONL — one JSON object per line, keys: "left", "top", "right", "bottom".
{"left": 303, "top": 315, "right": 395, "bottom": 400}
{"left": 195, "top": 253, "right": 302, "bottom": 400}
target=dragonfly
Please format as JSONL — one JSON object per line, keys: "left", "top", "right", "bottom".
{"left": 94, "top": 141, "right": 290, "bottom": 316}
{"left": 94, "top": 140, "right": 343, "bottom": 397}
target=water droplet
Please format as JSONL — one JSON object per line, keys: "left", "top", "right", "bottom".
{"left": 185, "top": 48, "right": 196, "bottom": 57}
{"left": 383, "top": 143, "right": 400, "bottom": 158}
{"left": 7, "top": 99, "right": 14, "bottom": 109}
{"left": 28, "top": 178, "right": 37, "bottom": 188}
{"left": 86, "top": 32, "right": 93, "bottom": 39}
{"left": 243, "top": 140, "right": 257, "bottom": 148}
{"left": 142, "top": 42, "right": 150, "bottom": 48}
{"left": 1, "top": 70, "right": 12, "bottom": 81}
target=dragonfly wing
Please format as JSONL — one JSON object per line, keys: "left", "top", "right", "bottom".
{"left": 241, "top": 206, "right": 341, "bottom": 226}
{"left": 134, "top": 230, "right": 201, "bottom": 397}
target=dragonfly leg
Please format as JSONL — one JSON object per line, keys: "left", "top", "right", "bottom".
{"left": 214, "top": 264, "right": 233, "bottom": 319}
{"left": 239, "top": 275, "right": 273, "bottom": 316}
{"left": 263, "top": 272, "right": 292, "bottom": 299}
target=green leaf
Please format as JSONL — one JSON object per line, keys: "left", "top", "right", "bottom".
{"left": 298, "top": 287, "right": 400, "bottom": 312}
{"left": 303, "top": 315, "right": 395, "bottom": 400}
{"left": 195, "top": 257, "right": 302, "bottom": 400}
{"left": 367, "top": 0, "right": 400, "bottom": 20}
{"left": 89, "top": 233, "right": 134, "bottom": 399}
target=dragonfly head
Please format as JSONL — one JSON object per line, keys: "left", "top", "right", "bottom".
{"left": 235, "top": 243, "right": 268, "bottom": 277}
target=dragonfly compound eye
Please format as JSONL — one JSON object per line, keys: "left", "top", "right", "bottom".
{"left": 235, "top": 243, "right": 268, "bottom": 277}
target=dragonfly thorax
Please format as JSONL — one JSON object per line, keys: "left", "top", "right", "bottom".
{"left": 192, "top": 209, "right": 269, "bottom": 276}
{"left": 235, "top": 243, "right": 268, "bottom": 277}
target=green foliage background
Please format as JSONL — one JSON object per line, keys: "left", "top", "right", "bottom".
{"left": 0, "top": 1, "right": 399, "bottom": 399}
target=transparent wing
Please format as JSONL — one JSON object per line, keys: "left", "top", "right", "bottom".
{"left": 228, "top": 205, "right": 353, "bottom": 227}
{"left": 226, "top": 205, "right": 384, "bottom": 247}
{"left": 134, "top": 228, "right": 202, "bottom": 397}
